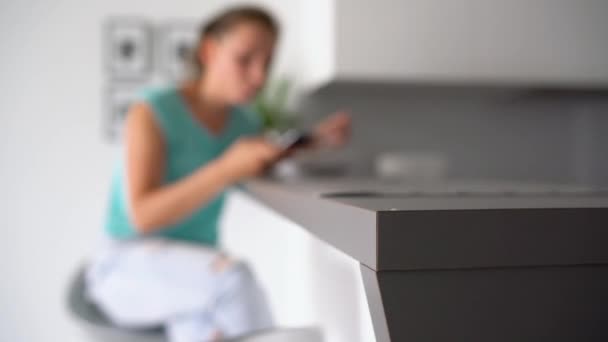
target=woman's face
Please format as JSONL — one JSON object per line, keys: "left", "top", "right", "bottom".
{"left": 202, "top": 21, "right": 276, "bottom": 105}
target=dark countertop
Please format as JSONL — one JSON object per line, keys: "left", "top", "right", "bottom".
{"left": 244, "top": 178, "right": 608, "bottom": 271}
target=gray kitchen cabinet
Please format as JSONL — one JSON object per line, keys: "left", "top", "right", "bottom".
{"left": 299, "top": 0, "right": 608, "bottom": 90}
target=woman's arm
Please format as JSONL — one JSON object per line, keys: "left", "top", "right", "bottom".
{"left": 311, "top": 111, "right": 351, "bottom": 148}
{"left": 125, "top": 103, "right": 279, "bottom": 234}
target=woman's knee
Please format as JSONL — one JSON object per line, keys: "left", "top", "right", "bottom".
{"left": 211, "top": 254, "right": 235, "bottom": 273}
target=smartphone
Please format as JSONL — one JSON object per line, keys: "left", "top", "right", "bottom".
{"left": 267, "top": 129, "right": 313, "bottom": 152}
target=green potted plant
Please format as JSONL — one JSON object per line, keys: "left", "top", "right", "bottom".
{"left": 252, "top": 78, "right": 298, "bottom": 132}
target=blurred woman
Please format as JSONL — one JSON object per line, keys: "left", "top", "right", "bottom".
{"left": 85, "top": 5, "right": 350, "bottom": 342}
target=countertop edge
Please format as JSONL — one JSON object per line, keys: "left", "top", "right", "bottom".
{"left": 243, "top": 180, "right": 379, "bottom": 269}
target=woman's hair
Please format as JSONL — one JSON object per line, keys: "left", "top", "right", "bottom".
{"left": 190, "top": 5, "right": 279, "bottom": 77}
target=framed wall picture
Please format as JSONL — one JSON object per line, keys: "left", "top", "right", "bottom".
{"left": 105, "top": 18, "right": 152, "bottom": 80}
{"left": 159, "top": 22, "right": 199, "bottom": 81}
{"left": 104, "top": 84, "right": 141, "bottom": 141}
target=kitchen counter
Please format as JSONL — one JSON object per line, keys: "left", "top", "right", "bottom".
{"left": 244, "top": 177, "right": 608, "bottom": 342}
{"left": 245, "top": 178, "right": 608, "bottom": 271}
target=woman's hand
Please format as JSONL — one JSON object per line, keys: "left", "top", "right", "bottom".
{"left": 312, "top": 111, "right": 351, "bottom": 148}
{"left": 217, "top": 137, "right": 283, "bottom": 182}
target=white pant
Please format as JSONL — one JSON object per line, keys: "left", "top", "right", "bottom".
{"left": 85, "top": 238, "right": 274, "bottom": 342}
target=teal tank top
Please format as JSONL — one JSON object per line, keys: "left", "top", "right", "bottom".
{"left": 105, "top": 86, "right": 262, "bottom": 245}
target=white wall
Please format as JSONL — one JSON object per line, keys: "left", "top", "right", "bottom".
{"left": 297, "top": 0, "right": 335, "bottom": 91}
{"left": 0, "top": 1, "right": 315, "bottom": 341}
